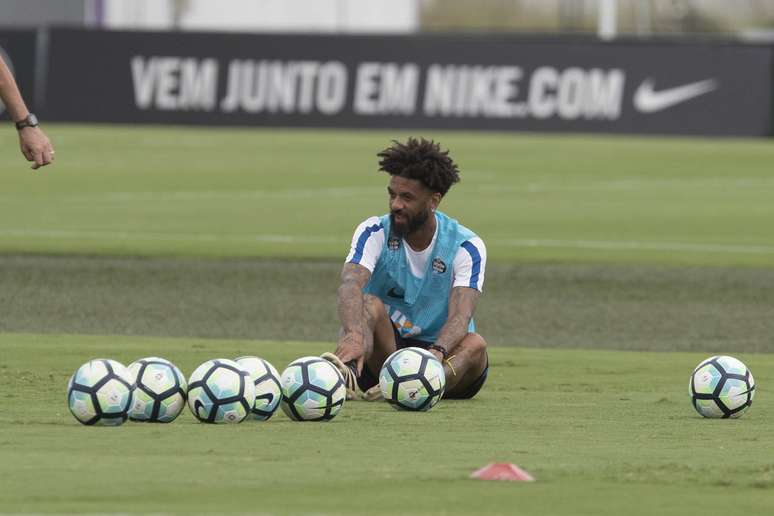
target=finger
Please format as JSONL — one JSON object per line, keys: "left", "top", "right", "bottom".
{"left": 36, "top": 151, "right": 52, "bottom": 167}
{"left": 356, "top": 355, "right": 365, "bottom": 376}
{"left": 42, "top": 149, "right": 54, "bottom": 165}
{"left": 363, "top": 385, "right": 383, "bottom": 401}
{"left": 32, "top": 148, "right": 45, "bottom": 168}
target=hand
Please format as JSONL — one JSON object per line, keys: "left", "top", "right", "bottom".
{"left": 362, "top": 384, "right": 383, "bottom": 402}
{"left": 18, "top": 126, "right": 54, "bottom": 170}
{"left": 428, "top": 348, "right": 445, "bottom": 364}
{"left": 334, "top": 331, "right": 365, "bottom": 374}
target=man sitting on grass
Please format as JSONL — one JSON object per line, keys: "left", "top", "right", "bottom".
{"left": 323, "top": 137, "right": 489, "bottom": 401}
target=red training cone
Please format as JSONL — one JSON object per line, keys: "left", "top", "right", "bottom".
{"left": 470, "top": 463, "right": 535, "bottom": 482}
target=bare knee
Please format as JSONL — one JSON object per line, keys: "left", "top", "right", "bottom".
{"left": 363, "top": 294, "right": 388, "bottom": 328}
{"left": 363, "top": 294, "right": 386, "bottom": 312}
{"left": 363, "top": 295, "right": 395, "bottom": 343}
{"left": 445, "top": 333, "right": 488, "bottom": 397}
{"left": 362, "top": 295, "right": 397, "bottom": 370}
{"left": 461, "top": 332, "right": 487, "bottom": 360}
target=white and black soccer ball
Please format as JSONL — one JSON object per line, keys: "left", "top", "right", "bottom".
{"left": 187, "top": 359, "right": 255, "bottom": 424}
{"left": 689, "top": 355, "right": 755, "bottom": 418}
{"left": 235, "top": 355, "right": 282, "bottom": 420}
{"left": 127, "top": 357, "right": 187, "bottom": 423}
{"left": 280, "top": 356, "right": 346, "bottom": 421}
{"left": 67, "top": 359, "right": 135, "bottom": 426}
{"left": 379, "top": 347, "right": 445, "bottom": 411}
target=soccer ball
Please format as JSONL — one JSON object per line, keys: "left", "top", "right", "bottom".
{"left": 379, "top": 347, "right": 445, "bottom": 411}
{"left": 67, "top": 359, "right": 135, "bottom": 426}
{"left": 689, "top": 355, "right": 755, "bottom": 418}
{"left": 127, "top": 357, "right": 187, "bottom": 423}
{"left": 235, "top": 355, "right": 282, "bottom": 420}
{"left": 187, "top": 359, "right": 255, "bottom": 424}
{"left": 280, "top": 356, "right": 346, "bottom": 421}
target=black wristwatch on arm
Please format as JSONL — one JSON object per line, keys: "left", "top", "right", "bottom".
{"left": 15, "top": 113, "right": 39, "bottom": 130}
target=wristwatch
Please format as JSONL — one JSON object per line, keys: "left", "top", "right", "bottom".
{"left": 15, "top": 113, "right": 39, "bottom": 130}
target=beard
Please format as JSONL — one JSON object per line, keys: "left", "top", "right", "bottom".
{"left": 390, "top": 207, "right": 431, "bottom": 237}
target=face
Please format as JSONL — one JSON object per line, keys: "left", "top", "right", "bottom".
{"left": 387, "top": 176, "right": 440, "bottom": 237}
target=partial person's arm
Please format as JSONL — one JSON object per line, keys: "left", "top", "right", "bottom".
{"left": 334, "top": 263, "right": 372, "bottom": 373}
{"left": 431, "top": 286, "right": 481, "bottom": 361}
{"left": 0, "top": 55, "right": 54, "bottom": 169}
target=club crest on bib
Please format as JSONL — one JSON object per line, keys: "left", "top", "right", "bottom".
{"left": 432, "top": 257, "right": 447, "bottom": 274}
{"left": 388, "top": 235, "right": 401, "bottom": 251}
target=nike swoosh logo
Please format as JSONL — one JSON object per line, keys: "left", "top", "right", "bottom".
{"left": 633, "top": 78, "right": 718, "bottom": 113}
{"left": 735, "top": 386, "right": 756, "bottom": 397}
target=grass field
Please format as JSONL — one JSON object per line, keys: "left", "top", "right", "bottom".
{"left": 2, "top": 334, "right": 774, "bottom": 515}
{"left": 1, "top": 125, "right": 773, "bottom": 514}
{"left": 2, "top": 125, "right": 774, "bottom": 266}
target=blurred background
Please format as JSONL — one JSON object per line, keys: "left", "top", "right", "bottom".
{"left": 2, "top": 0, "right": 774, "bottom": 136}
{"left": 1, "top": 1, "right": 773, "bottom": 347}
{"left": 3, "top": 0, "right": 774, "bottom": 39}
{"left": 2, "top": 0, "right": 774, "bottom": 135}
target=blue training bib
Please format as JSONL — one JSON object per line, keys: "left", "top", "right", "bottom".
{"left": 364, "top": 211, "right": 477, "bottom": 342}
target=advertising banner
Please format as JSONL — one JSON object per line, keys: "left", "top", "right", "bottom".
{"left": 43, "top": 29, "right": 774, "bottom": 136}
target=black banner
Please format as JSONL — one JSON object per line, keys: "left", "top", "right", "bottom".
{"left": 44, "top": 28, "right": 774, "bottom": 136}
{"left": 0, "top": 29, "right": 38, "bottom": 120}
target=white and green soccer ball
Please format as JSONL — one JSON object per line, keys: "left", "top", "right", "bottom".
{"left": 379, "top": 347, "right": 445, "bottom": 411}
{"left": 187, "top": 359, "right": 255, "bottom": 424}
{"left": 280, "top": 356, "right": 346, "bottom": 421}
{"left": 127, "top": 357, "right": 187, "bottom": 423}
{"left": 689, "top": 355, "right": 755, "bottom": 418}
{"left": 67, "top": 359, "right": 135, "bottom": 426}
{"left": 235, "top": 356, "right": 281, "bottom": 420}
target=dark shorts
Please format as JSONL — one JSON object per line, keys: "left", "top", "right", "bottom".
{"left": 356, "top": 326, "right": 488, "bottom": 400}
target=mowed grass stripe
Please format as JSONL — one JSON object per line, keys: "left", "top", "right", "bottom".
{"left": 3, "top": 175, "right": 774, "bottom": 204}
{"left": 1, "top": 125, "right": 773, "bottom": 266}
{"left": 1, "top": 333, "right": 773, "bottom": 515}
{"left": 2, "top": 255, "right": 773, "bottom": 352}
{"left": 3, "top": 228, "right": 774, "bottom": 256}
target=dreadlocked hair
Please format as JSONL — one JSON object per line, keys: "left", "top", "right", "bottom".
{"left": 377, "top": 138, "right": 460, "bottom": 196}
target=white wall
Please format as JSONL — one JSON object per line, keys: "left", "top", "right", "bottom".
{"left": 104, "top": 0, "right": 419, "bottom": 33}
{"left": 103, "top": 0, "right": 173, "bottom": 30}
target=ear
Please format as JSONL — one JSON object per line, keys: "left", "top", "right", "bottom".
{"left": 430, "top": 192, "right": 442, "bottom": 211}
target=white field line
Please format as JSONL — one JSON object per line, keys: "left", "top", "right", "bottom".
{"left": 498, "top": 238, "right": 774, "bottom": 255}
{"left": 474, "top": 177, "right": 774, "bottom": 194}
{"left": 1, "top": 229, "right": 773, "bottom": 255}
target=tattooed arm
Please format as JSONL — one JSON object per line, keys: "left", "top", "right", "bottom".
{"left": 430, "top": 286, "right": 481, "bottom": 360}
{"left": 334, "top": 263, "right": 372, "bottom": 373}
